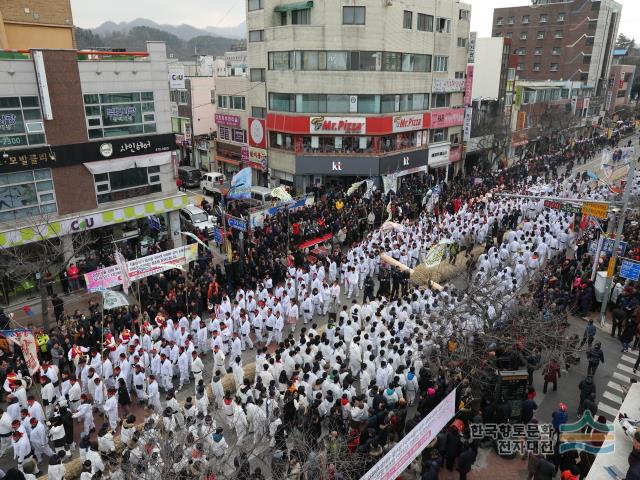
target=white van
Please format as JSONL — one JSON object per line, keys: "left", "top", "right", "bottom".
{"left": 200, "top": 172, "right": 226, "bottom": 194}
{"left": 250, "top": 186, "right": 274, "bottom": 204}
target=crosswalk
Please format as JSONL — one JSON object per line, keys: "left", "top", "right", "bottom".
{"left": 597, "top": 352, "right": 639, "bottom": 421}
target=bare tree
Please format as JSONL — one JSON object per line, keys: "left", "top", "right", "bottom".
{"left": 0, "top": 212, "right": 96, "bottom": 331}
{"left": 470, "top": 105, "right": 513, "bottom": 171}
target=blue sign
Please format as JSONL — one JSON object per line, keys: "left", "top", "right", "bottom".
{"left": 213, "top": 227, "right": 223, "bottom": 244}
{"left": 226, "top": 215, "right": 247, "bottom": 232}
{"left": 588, "top": 238, "right": 628, "bottom": 257}
{"left": 620, "top": 259, "right": 640, "bottom": 281}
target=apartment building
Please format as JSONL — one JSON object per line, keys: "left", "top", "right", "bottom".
{"left": 492, "top": 0, "right": 622, "bottom": 119}
{"left": 0, "top": 42, "right": 185, "bottom": 304}
{"left": 247, "top": 0, "right": 471, "bottom": 190}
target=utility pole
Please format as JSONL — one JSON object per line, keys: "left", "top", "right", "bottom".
{"left": 599, "top": 154, "right": 638, "bottom": 325}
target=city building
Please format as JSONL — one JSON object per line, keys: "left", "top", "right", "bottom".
{"left": 247, "top": 0, "right": 471, "bottom": 191}
{"left": 0, "top": 42, "right": 185, "bottom": 305}
{"left": 605, "top": 48, "right": 636, "bottom": 116}
{"left": 492, "top": 0, "right": 622, "bottom": 119}
{"left": 470, "top": 37, "right": 512, "bottom": 105}
{"left": 0, "top": 0, "right": 75, "bottom": 49}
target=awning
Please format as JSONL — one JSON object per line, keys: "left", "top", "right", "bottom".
{"left": 83, "top": 151, "right": 171, "bottom": 175}
{"left": 274, "top": 1, "right": 313, "bottom": 12}
{"left": 215, "top": 155, "right": 240, "bottom": 166}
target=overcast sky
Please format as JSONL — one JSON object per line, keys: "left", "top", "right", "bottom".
{"left": 71, "top": 0, "right": 640, "bottom": 39}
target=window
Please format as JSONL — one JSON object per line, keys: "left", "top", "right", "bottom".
{"left": 249, "top": 29, "right": 264, "bottom": 42}
{"left": 292, "top": 9, "right": 310, "bottom": 25}
{"left": 343, "top": 6, "right": 365, "bottom": 25}
{"left": 557, "top": 13, "right": 565, "bottom": 22}
{"left": 0, "top": 169, "right": 56, "bottom": 222}
{"left": 550, "top": 63, "right": 559, "bottom": 71}
{"left": 0, "top": 96, "right": 46, "bottom": 148}
{"left": 417, "top": 14, "right": 434, "bottom": 32}
{"left": 217, "top": 95, "right": 229, "bottom": 109}
{"left": 561, "top": 88, "right": 569, "bottom": 99}
{"left": 505, "top": 32, "right": 513, "bottom": 38}
{"left": 301, "top": 51, "right": 320, "bottom": 70}
{"left": 450, "top": 132, "right": 460, "bottom": 145}
{"left": 269, "top": 93, "right": 296, "bottom": 112}
{"left": 522, "top": 15, "right": 530, "bottom": 24}
{"left": 436, "top": 17, "right": 451, "bottom": 33}
{"left": 248, "top": 0, "right": 263, "bottom": 11}
{"left": 382, "top": 52, "right": 402, "bottom": 71}
{"left": 231, "top": 96, "right": 246, "bottom": 110}
{"left": 533, "top": 63, "right": 541, "bottom": 71}
{"left": 94, "top": 167, "right": 161, "bottom": 205}
{"left": 588, "top": 20, "right": 597, "bottom": 29}
{"left": 592, "top": 1, "right": 600, "bottom": 11}
{"left": 327, "top": 51, "right": 349, "bottom": 70}
{"left": 84, "top": 91, "right": 155, "bottom": 139}
{"left": 279, "top": 11, "right": 287, "bottom": 26}
{"left": 457, "top": 37, "right": 467, "bottom": 47}
{"left": 520, "top": 31, "right": 528, "bottom": 40}
{"left": 517, "top": 63, "right": 524, "bottom": 71}
{"left": 554, "top": 30, "right": 563, "bottom": 39}
{"left": 251, "top": 107, "right": 267, "bottom": 119}
{"left": 218, "top": 126, "right": 230, "bottom": 141}
{"left": 170, "top": 89, "right": 188, "bottom": 105}
{"left": 269, "top": 51, "right": 293, "bottom": 70}
{"left": 434, "top": 56, "right": 448, "bottom": 72}
{"left": 586, "top": 36, "right": 594, "bottom": 46}
{"left": 431, "top": 93, "right": 450, "bottom": 108}
{"left": 583, "top": 55, "right": 591, "bottom": 64}
{"left": 455, "top": 71, "right": 465, "bottom": 79}
{"left": 518, "top": 48, "right": 526, "bottom": 56}
{"left": 618, "top": 90, "right": 628, "bottom": 98}
{"left": 539, "top": 14, "right": 547, "bottom": 23}
{"left": 250, "top": 68, "right": 266, "bottom": 82}
{"left": 231, "top": 129, "right": 247, "bottom": 143}
{"left": 497, "top": 17, "right": 504, "bottom": 25}
{"left": 403, "top": 10, "right": 413, "bottom": 29}
{"left": 430, "top": 128, "right": 447, "bottom": 143}
{"left": 534, "top": 48, "right": 543, "bottom": 55}
{"left": 459, "top": 9, "right": 470, "bottom": 20}
{"left": 507, "top": 16, "right": 515, "bottom": 25}
{"left": 357, "top": 51, "right": 378, "bottom": 71}
{"left": 580, "top": 73, "right": 588, "bottom": 81}
{"left": 552, "top": 47, "right": 561, "bottom": 55}
{"left": 211, "top": 90, "right": 216, "bottom": 104}
{"left": 537, "top": 31, "right": 545, "bottom": 39}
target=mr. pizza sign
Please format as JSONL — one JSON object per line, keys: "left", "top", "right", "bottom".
{"left": 310, "top": 116, "right": 366, "bottom": 134}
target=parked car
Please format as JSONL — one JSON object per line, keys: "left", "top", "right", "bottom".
{"left": 179, "top": 205, "right": 217, "bottom": 239}
{"left": 178, "top": 166, "right": 202, "bottom": 188}
{"left": 200, "top": 172, "right": 226, "bottom": 194}
{"left": 250, "top": 186, "right": 274, "bottom": 204}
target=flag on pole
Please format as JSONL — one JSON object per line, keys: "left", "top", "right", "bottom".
{"left": 271, "top": 186, "right": 293, "bottom": 202}
{"left": 101, "top": 290, "right": 130, "bottom": 310}
{"left": 21, "top": 305, "right": 34, "bottom": 317}
{"left": 227, "top": 167, "right": 252, "bottom": 200}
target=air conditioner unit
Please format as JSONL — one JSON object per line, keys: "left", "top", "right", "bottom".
{"left": 25, "top": 121, "right": 44, "bottom": 134}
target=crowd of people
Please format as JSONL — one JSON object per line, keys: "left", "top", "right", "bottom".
{"left": 0, "top": 123, "right": 638, "bottom": 480}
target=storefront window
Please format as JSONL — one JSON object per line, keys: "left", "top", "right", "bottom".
{"left": 0, "top": 168, "right": 57, "bottom": 222}
{"left": 0, "top": 96, "right": 46, "bottom": 148}
{"left": 94, "top": 166, "right": 162, "bottom": 204}
{"left": 84, "top": 92, "right": 156, "bottom": 139}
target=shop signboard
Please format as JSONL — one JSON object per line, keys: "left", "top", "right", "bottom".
{"left": 432, "top": 78, "right": 466, "bottom": 93}
{"left": 428, "top": 144, "right": 450, "bottom": 168}
{"left": 449, "top": 146, "right": 462, "bottom": 163}
{"left": 309, "top": 116, "right": 365, "bottom": 134}
{"left": 468, "top": 32, "right": 477, "bottom": 64}
{"left": 168, "top": 65, "right": 185, "bottom": 89}
{"left": 247, "top": 147, "right": 268, "bottom": 171}
{"left": 392, "top": 114, "right": 423, "bottom": 133}
{"left": 465, "top": 65, "right": 474, "bottom": 107}
{"left": 84, "top": 244, "right": 198, "bottom": 291}
{"left": 248, "top": 117, "right": 267, "bottom": 148}
{"left": 620, "top": 259, "right": 640, "bottom": 281}
{"left": 379, "top": 149, "right": 429, "bottom": 175}
{"left": 430, "top": 108, "right": 465, "bottom": 129}
{"left": 463, "top": 107, "right": 473, "bottom": 141}
{"left": 215, "top": 114, "right": 241, "bottom": 127}
{"left": 0, "top": 194, "right": 188, "bottom": 248}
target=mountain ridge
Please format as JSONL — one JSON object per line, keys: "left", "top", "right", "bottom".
{"left": 88, "top": 17, "right": 246, "bottom": 40}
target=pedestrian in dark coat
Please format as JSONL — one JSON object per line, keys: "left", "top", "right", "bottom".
{"left": 458, "top": 444, "right": 477, "bottom": 480}
{"left": 444, "top": 425, "right": 461, "bottom": 471}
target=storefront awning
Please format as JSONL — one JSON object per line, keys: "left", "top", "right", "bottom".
{"left": 215, "top": 155, "right": 241, "bottom": 166}
{"left": 274, "top": 1, "right": 313, "bottom": 12}
{"left": 84, "top": 151, "right": 171, "bottom": 175}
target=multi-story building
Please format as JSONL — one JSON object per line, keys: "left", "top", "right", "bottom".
{"left": 605, "top": 48, "right": 636, "bottom": 117}
{"left": 492, "top": 0, "right": 622, "bottom": 119}
{"left": 0, "top": 42, "right": 185, "bottom": 304}
{"left": 0, "top": 0, "right": 75, "bottom": 49}
{"left": 247, "top": 0, "right": 471, "bottom": 190}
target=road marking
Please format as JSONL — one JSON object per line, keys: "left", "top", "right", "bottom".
{"left": 606, "top": 381, "right": 624, "bottom": 393}
{"left": 617, "top": 363, "right": 635, "bottom": 374}
{"left": 603, "top": 391, "right": 623, "bottom": 404}
{"left": 613, "top": 371, "right": 630, "bottom": 383}
{"left": 621, "top": 354, "right": 637, "bottom": 365}
{"left": 597, "top": 402, "right": 619, "bottom": 418}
